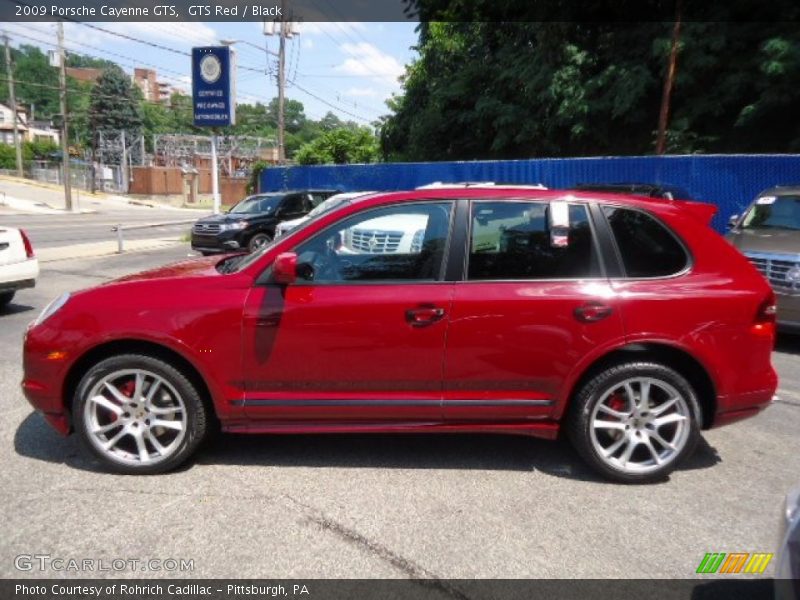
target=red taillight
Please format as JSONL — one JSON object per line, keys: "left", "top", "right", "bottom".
{"left": 751, "top": 292, "right": 777, "bottom": 339}
{"left": 20, "top": 229, "right": 34, "bottom": 258}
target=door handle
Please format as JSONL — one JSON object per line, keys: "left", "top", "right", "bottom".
{"left": 574, "top": 302, "right": 613, "bottom": 323}
{"left": 405, "top": 305, "right": 446, "bottom": 327}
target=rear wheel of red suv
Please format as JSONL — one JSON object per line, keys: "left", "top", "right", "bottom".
{"left": 568, "top": 362, "right": 701, "bottom": 483}
{"left": 73, "top": 354, "right": 209, "bottom": 474}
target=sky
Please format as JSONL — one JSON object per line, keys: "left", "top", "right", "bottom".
{"left": 2, "top": 21, "right": 420, "bottom": 125}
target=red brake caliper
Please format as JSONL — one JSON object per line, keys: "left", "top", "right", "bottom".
{"left": 608, "top": 393, "right": 626, "bottom": 413}
{"left": 109, "top": 379, "right": 135, "bottom": 423}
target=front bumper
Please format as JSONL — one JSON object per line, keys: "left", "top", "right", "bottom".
{"left": 775, "top": 292, "right": 800, "bottom": 331}
{"left": 190, "top": 230, "right": 244, "bottom": 253}
{"left": 21, "top": 323, "right": 73, "bottom": 436}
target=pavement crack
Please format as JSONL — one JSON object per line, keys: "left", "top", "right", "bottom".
{"left": 283, "top": 495, "right": 472, "bottom": 600}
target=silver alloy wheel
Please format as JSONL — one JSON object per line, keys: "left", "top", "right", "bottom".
{"left": 83, "top": 369, "right": 187, "bottom": 467}
{"left": 588, "top": 377, "right": 691, "bottom": 474}
{"left": 250, "top": 235, "right": 269, "bottom": 250}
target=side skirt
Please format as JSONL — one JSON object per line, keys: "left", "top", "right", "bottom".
{"left": 220, "top": 420, "right": 560, "bottom": 440}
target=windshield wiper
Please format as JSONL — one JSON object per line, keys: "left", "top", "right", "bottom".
{"left": 216, "top": 255, "right": 246, "bottom": 274}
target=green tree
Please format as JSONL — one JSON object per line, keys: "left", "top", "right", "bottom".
{"left": 89, "top": 67, "right": 142, "bottom": 138}
{"left": 294, "top": 127, "right": 379, "bottom": 165}
{"left": 381, "top": 12, "right": 800, "bottom": 160}
{"left": 0, "top": 45, "right": 60, "bottom": 118}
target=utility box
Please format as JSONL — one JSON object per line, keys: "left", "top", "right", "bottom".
{"left": 181, "top": 166, "right": 199, "bottom": 205}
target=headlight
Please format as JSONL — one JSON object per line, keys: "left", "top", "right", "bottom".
{"left": 220, "top": 221, "right": 248, "bottom": 231}
{"left": 34, "top": 292, "right": 70, "bottom": 326}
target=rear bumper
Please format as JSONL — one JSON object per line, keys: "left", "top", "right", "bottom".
{"left": 712, "top": 384, "right": 777, "bottom": 428}
{"left": 0, "top": 257, "right": 39, "bottom": 291}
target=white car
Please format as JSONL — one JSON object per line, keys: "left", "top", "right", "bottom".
{"left": 275, "top": 191, "right": 375, "bottom": 238}
{"left": 0, "top": 226, "right": 38, "bottom": 307}
{"left": 341, "top": 213, "right": 429, "bottom": 255}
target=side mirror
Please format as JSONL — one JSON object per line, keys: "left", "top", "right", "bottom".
{"left": 727, "top": 214, "right": 739, "bottom": 230}
{"left": 272, "top": 252, "right": 297, "bottom": 285}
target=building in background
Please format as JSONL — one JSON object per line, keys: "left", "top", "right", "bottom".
{"left": 64, "top": 67, "right": 103, "bottom": 85}
{"left": 0, "top": 103, "right": 59, "bottom": 145}
{"left": 133, "top": 68, "right": 173, "bottom": 104}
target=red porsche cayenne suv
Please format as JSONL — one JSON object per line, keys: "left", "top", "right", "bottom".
{"left": 22, "top": 187, "right": 777, "bottom": 482}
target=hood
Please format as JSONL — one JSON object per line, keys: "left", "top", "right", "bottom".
{"left": 195, "top": 213, "right": 245, "bottom": 224}
{"left": 727, "top": 228, "right": 800, "bottom": 256}
{"left": 109, "top": 256, "right": 224, "bottom": 284}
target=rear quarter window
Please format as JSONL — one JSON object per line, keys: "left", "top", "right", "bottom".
{"left": 602, "top": 206, "right": 689, "bottom": 278}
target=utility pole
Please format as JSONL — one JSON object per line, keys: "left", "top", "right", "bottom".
{"left": 277, "top": 24, "right": 286, "bottom": 163}
{"left": 2, "top": 34, "right": 23, "bottom": 177}
{"left": 57, "top": 21, "right": 74, "bottom": 211}
{"left": 656, "top": 0, "right": 683, "bottom": 155}
{"left": 264, "top": 15, "right": 298, "bottom": 164}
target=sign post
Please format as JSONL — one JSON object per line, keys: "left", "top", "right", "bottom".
{"left": 192, "top": 46, "right": 236, "bottom": 214}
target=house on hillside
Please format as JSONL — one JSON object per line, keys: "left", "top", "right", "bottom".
{"left": 0, "top": 103, "right": 60, "bottom": 146}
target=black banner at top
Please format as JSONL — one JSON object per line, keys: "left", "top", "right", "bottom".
{"left": 2, "top": 0, "right": 800, "bottom": 22}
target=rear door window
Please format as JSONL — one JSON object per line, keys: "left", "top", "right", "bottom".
{"left": 602, "top": 206, "right": 689, "bottom": 277}
{"left": 467, "top": 201, "right": 600, "bottom": 280}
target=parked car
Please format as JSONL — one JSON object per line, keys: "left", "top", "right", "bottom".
{"left": 572, "top": 183, "right": 694, "bottom": 201}
{"left": 775, "top": 484, "right": 800, "bottom": 600}
{"left": 0, "top": 226, "right": 38, "bottom": 307}
{"left": 23, "top": 187, "right": 776, "bottom": 482}
{"left": 274, "top": 191, "right": 375, "bottom": 238}
{"left": 191, "top": 190, "right": 340, "bottom": 254}
{"left": 726, "top": 186, "right": 800, "bottom": 331}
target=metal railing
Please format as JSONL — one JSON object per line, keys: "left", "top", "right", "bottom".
{"left": 111, "top": 219, "right": 197, "bottom": 253}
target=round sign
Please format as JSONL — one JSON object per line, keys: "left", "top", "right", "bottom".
{"left": 199, "top": 54, "right": 222, "bottom": 84}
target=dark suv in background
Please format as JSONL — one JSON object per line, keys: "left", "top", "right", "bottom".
{"left": 727, "top": 185, "right": 800, "bottom": 330}
{"left": 191, "top": 190, "right": 340, "bottom": 254}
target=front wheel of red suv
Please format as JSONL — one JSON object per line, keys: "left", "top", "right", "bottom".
{"left": 567, "top": 362, "right": 701, "bottom": 484}
{"left": 73, "top": 354, "right": 209, "bottom": 474}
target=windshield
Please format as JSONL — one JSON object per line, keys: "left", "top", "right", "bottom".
{"left": 229, "top": 195, "right": 283, "bottom": 214}
{"left": 308, "top": 196, "right": 351, "bottom": 218}
{"left": 741, "top": 195, "right": 800, "bottom": 231}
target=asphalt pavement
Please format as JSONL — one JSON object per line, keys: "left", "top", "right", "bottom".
{"left": 0, "top": 177, "right": 207, "bottom": 249}
{"left": 0, "top": 247, "right": 798, "bottom": 580}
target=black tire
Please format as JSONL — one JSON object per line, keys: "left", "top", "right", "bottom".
{"left": 73, "top": 354, "right": 209, "bottom": 475}
{"left": 0, "top": 291, "right": 14, "bottom": 307}
{"left": 247, "top": 232, "right": 271, "bottom": 253}
{"left": 567, "top": 361, "right": 701, "bottom": 484}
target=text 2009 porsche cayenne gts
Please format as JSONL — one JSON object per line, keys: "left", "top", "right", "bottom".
{"left": 22, "top": 187, "right": 777, "bottom": 482}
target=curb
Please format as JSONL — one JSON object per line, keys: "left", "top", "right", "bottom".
{"left": 37, "top": 239, "right": 186, "bottom": 263}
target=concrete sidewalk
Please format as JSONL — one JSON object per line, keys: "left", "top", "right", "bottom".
{"left": 36, "top": 237, "right": 186, "bottom": 263}
{"left": 0, "top": 175, "right": 207, "bottom": 214}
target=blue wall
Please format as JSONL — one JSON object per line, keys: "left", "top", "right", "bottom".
{"left": 261, "top": 154, "right": 800, "bottom": 232}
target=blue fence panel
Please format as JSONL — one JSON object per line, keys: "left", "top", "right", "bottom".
{"left": 261, "top": 155, "right": 800, "bottom": 233}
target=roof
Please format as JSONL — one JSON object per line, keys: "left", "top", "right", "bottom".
{"left": 416, "top": 181, "right": 547, "bottom": 190}
{"left": 572, "top": 182, "right": 693, "bottom": 200}
{"left": 762, "top": 185, "right": 800, "bottom": 196}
